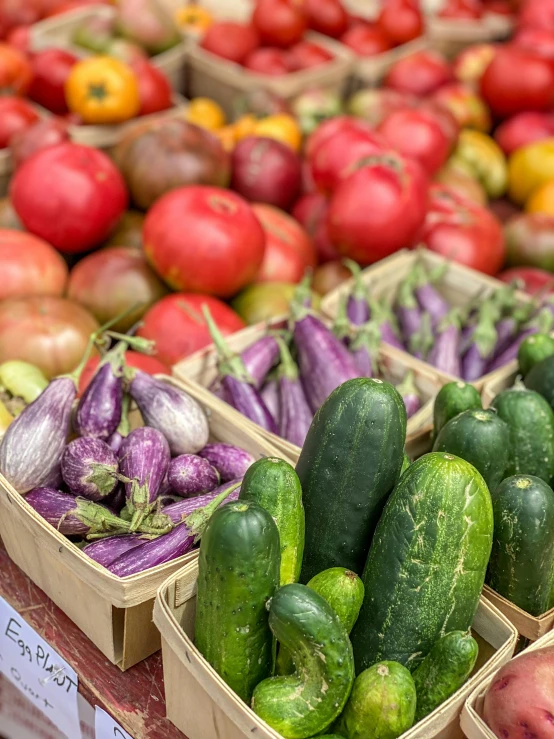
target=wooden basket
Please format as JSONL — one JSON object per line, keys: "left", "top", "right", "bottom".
{"left": 0, "top": 376, "right": 287, "bottom": 670}
{"left": 321, "top": 250, "right": 530, "bottom": 391}
{"left": 481, "top": 364, "right": 518, "bottom": 408}
{"left": 461, "top": 630, "right": 554, "bottom": 739}
{"left": 154, "top": 565, "right": 517, "bottom": 739}
{"left": 351, "top": 37, "right": 430, "bottom": 89}
{"left": 425, "top": 13, "right": 513, "bottom": 57}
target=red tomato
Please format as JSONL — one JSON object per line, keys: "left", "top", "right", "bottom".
{"left": 287, "top": 41, "right": 333, "bottom": 70}
{"left": 9, "top": 117, "right": 70, "bottom": 168}
{"left": 385, "top": 50, "right": 453, "bottom": 96}
{"left": 252, "top": 0, "right": 308, "bottom": 48}
{"left": 6, "top": 26, "right": 31, "bottom": 54}
{"left": 0, "top": 296, "right": 99, "bottom": 379}
{"left": 377, "top": 107, "right": 455, "bottom": 176}
{"left": 0, "top": 97, "right": 39, "bottom": 149}
{"left": 494, "top": 112, "right": 554, "bottom": 155}
{"left": 244, "top": 48, "right": 291, "bottom": 75}
{"left": 130, "top": 57, "right": 172, "bottom": 116}
{"left": 27, "top": 48, "right": 79, "bottom": 115}
{"left": 518, "top": 0, "right": 554, "bottom": 32}
{"left": 452, "top": 43, "right": 496, "bottom": 87}
{"left": 305, "top": 0, "right": 348, "bottom": 38}
{"left": 78, "top": 351, "right": 169, "bottom": 395}
{"left": 10, "top": 143, "right": 128, "bottom": 254}
{"left": 0, "top": 229, "right": 68, "bottom": 301}
{"left": 480, "top": 46, "right": 554, "bottom": 118}
{"left": 143, "top": 186, "right": 266, "bottom": 298}
{"left": 497, "top": 266, "right": 554, "bottom": 295}
{"left": 513, "top": 27, "right": 554, "bottom": 58}
{"left": 45, "top": 0, "right": 112, "bottom": 16}
{"left": 0, "top": 1, "right": 40, "bottom": 39}
{"left": 377, "top": 0, "right": 423, "bottom": 44}
{"left": 439, "top": 0, "right": 483, "bottom": 18}
{"left": 200, "top": 22, "right": 259, "bottom": 64}
{"left": 137, "top": 293, "right": 246, "bottom": 365}
{"left": 252, "top": 203, "right": 316, "bottom": 283}
{"left": 292, "top": 191, "right": 340, "bottom": 262}
{"left": 346, "top": 88, "right": 417, "bottom": 126}
{"left": 0, "top": 42, "right": 32, "bottom": 94}
{"left": 340, "top": 23, "right": 392, "bottom": 56}
{"left": 305, "top": 115, "right": 368, "bottom": 159}
{"left": 327, "top": 153, "right": 429, "bottom": 264}
{"left": 504, "top": 213, "right": 554, "bottom": 271}
{"left": 420, "top": 186, "right": 505, "bottom": 275}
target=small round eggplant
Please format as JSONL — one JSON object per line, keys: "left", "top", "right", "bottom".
{"left": 61, "top": 437, "right": 118, "bottom": 502}
{"left": 199, "top": 443, "right": 255, "bottom": 482}
{"left": 167, "top": 455, "right": 220, "bottom": 498}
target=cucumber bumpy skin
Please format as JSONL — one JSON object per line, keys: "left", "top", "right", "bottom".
{"left": 252, "top": 583, "right": 355, "bottom": 739}
{"left": 432, "top": 381, "right": 482, "bottom": 442}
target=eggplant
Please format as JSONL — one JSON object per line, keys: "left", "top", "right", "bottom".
{"left": 414, "top": 263, "right": 450, "bottom": 329}
{"left": 461, "top": 303, "right": 498, "bottom": 382}
{"left": 260, "top": 379, "right": 280, "bottom": 426}
{"left": 344, "top": 259, "right": 370, "bottom": 326}
{"left": 74, "top": 342, "right": 125, "bottom": 440}
{"left": 395, "top": 371, "right": 421, "bottom": 418}
{"left": 333, "top": 295, "right": 352, "bottom": 343}
{"left": 83, "top": 533, "right": 144, "bottom": 567}
{"left": 129, "top": 371, "right": 209, "bottom": 455}
{"left": 106, "top": 393, "right": 131, "bottom": 454}
{"left": 25, "top": 487, "right": 131, "bottom": 537}
{"left": 349, "top": 320, "right": 381, "bottom": 377}
{"left": 427, "top": 311, "right": 462, "bottom": 377}
{"left": 167, "top": 454, "right": 220, "bottom": 497}
{"left": 61, "top": 437, "right": 118, "bottom": 502}
{"left": 0, "top": 377, "right": 76, "bottom": 493}
{"left": 104, "top": 485, "right": 126, "bottom": 513}
{"left": 199, "top": 443, "right": 255, "bottom": 482}
{"left": 163, "top": 479, "right": 241, "bottom": 524}
{"left": 395, "top": 275, "right": 423, "bottom": 351}
{"left": 240, "top": 335, "right": 280, "bottom": 389}
{"left": 107, "top": 523, "right": 194, "bottom": 577}
{"left": 487, "top": 307, "right": 554, "bottom": 372}
{"left": 409, "top": 312, "right": 434, "bottom": 361}
{"left": 368, "top": 299, "right": 404, "bottom": 350}
{"left": 276, "top": 337, "right": 313, "bottom": 448}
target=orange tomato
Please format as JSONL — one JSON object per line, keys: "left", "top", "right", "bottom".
{"left": 233, "top": 114, "right": 257, "bottom": 141}
{"left": 253, "top": 114, "right": 302, "bottom": 151}
{"left": 175, "top": 5, "right": 213, "bottom": 33}
{"left": 214, "top": 125, "right": 237, "bottom": 152}
{"left": 185, "top": 97, "right": 226, "bottom": 131}
{"left": 526, "top": 180, "right": 554, "bottom": 215}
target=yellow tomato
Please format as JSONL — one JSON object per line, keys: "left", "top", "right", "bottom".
{"left": 214, "top": 125, "right": 237, "bottom": 152}
{"left": 253, "top": 114, "right": 302, "bottom": 152}
{"left": 448, "top": 130, "right": 507, "bottom": 199}
{"left": 65, "top": 56, "right": 140, "bottom": 125}
{"left": 175, "top": 5, "right": 212, "bottom": 33}
{"left": 526, "top": 180, "right": 554, "bottom": 215}
{"left": 509, "top": 139, "right": 554, "bottom": 206}
{"left": 0, "top": 399, "right": 13, "bottom": 435}
{"left": 233, "top": 114, "right": 257, "bottom": 141}
{"left": 186, "top": 97, "right": 226, "bottom": 131}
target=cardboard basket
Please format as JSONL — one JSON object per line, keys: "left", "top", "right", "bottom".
{"left": 461, "top": 629, "right": 554, "bottom": 739}
{"left": 0, "top": 376, "right": 287, "bottom": 670}
{"left": 321, "top": 250, "right": 530, "bottom": 392}
{"left": 154, "top": 565, "right": 517, "bottom": 739}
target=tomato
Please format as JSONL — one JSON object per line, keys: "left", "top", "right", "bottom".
{"left": 435, "top": 165, "right": 488, "bottom": 205}
{"left": 327, "top": 153, "right": 429, "bottom": 264}
{"left": 0, "top": 229, "right": 68, "bottom": 301}
{"left": 185, "top": 97, "right": 226, "bottom": 131}
{"left": 439, "top": 0, "right": 483, "bottom": 18}
{"left": 232, "top": 281, "right": 321, "bottom": 324}
{"left": 526, "top": 180, "right": 554, "bottom": 215}
{"left": 9, "top": 117, "right": 70, "bottom": 168}
{"left": 0, "top": 1, "right": 40, "bottom": 39}
{"left": 452, "top": 43, "right": 496, "bottom": 88}
{"left": 305, "top": 0, "right": 348, "bottom": 38}
{"left": 78, "top": 350, "right": 168, "bottom": 395}
{"left": 347, "top": 88, "right": 416, "bottom": 126}
{"left": 46, "top": 0, "right": 112, "bottom": 15}
{"left": 420, "top": 186, "right": 505, "bottom": 275}
{"left": 0, "top": 296, "right": 99, "bottom": 379}
{"left": 312, "top": 261, "right": 351, "bottom": 295}
{"left": 104, "top": 210, "right": 144, "bottom": 249}
{"left": 253, "top": 114, "right": 302, "bottom": 151}
{"left": 377, "top": 107, "right": 455, "bottom": 176}
{"left": 432, "top": 83, "right": 491, "bottom": 132}
{"left": 504, "top": 213, "right": 554, "bottom": 271}
{"left": 385, "top": 50, "right": 453, "bottom": 96}
{"left": 305, "top": 115, "right": 369, "bottom": 159}
{"left": 143, "top": 186, "right": 265, "bottom": 298}
{"left": 291, "top": 88, "right": 342, "bottom": 135}
{"left": 10, "top": 143, "right": 128, "bottom": 254}
{"left": 377, "top": 0, "right": 423, "bottom": 45}
{"left": 287, "top": 40, "right": 333, "bottom": 70}
{"left": 518, "top": 0, "right": 554, "bottom": 32}
{"left": 0, "top": 97, "right": 39, "bottom": 149}
{"left": 480, "top": 47, "right": 554, "bottom": 118}
{"left": 253, "top": 0, "right": 307, "bottom": 48}
{"left": 252, "top": 203, "right": 316, "bottom": 283}
{"left": 27, "top": 48, "right": 79, "bottom": 115}
{"left": 508, "top": 139, "right": 554, "bottom": 205}
{"left": 340, "top": 23, "right": 392, "bottom": 56}
{"left": 65, "top": 56, "right": 140, "bottom": 124}
{"left": 200, "top": 21, "right": 259, "bottom": 64}
{"left": 6, "top": 26, "right": 31, "bottom": 54}
{"left": 513, "top": 27, "right": 554, "bottom": 58}
{"left": 175, "top": 5, "right": 212, "bottom": 34}
{"left": 244, "top": 48, "right": 291, "bottom": 76}
{"left": 495, "top": 112, "right": 554, "bottom": 156}
{"left": 449, "top": 130, "right": 507, "bottom": 199}
{"left": 498, "top": 267, "right": 554, "bottom": 295}
{"left": 130, "top": 57, "right": 172, "bottom": 116}
{"left": 0, "top": 42, "right": 32, "bottom": 95}
{"left": 292, "top": 191, "right": 340, "bottom": 262}
{"left": 137, "top": 293, "right": 245, "bottom": 365}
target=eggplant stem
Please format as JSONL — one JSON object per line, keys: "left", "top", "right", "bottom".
{"left": 275, "top": 336, "right": 298, "bottom": 381}
{"left": 185, "top": 481, "right": 241, "bottom": 542}
{"left": 105, "top": 332, "right": 155, "bottom": 355}
{"left": 202, "top": 306, "right": 253, "bottom": 383}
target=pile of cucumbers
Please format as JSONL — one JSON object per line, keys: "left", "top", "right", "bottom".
{"left": 193, "top": 377, "right": 493, "bottom": 739}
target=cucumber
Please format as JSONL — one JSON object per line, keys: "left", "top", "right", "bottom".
{"left": 401, "top": 452, "right": 411, "bottom": 476}
{"left": 194, "top": 500, "right": 280, "bottom": 702}
{"left": 433, "top": 381, "right": 482, "bottom": 442}
{"left": 486, "top": 474, "right": 554, "bottom": 616}
{"left": 334, "top": 661, "right": 416, "bottom": 739}
{"left": 525, "top": 354, "right": 554, "bottom": 409}
{"left": 350, "top": 452, "right": 493, "bottom": 673}
{"left": 252, "top": 583, "right": 355, "bottom": 739}
{"left": 518, "top": 333, "right": 554, "bottom": 377}
{"left": 239, "top": 457, "right": 304, "bottom": 586}
{"left": 297, "top": 378, "right": 407, "bottom": 582}
{"left": 432, "top": 409, "right": 510, "bottom": 490}
{"left": 491, "top": 384, "right": 554, "bottom": 484}
{"left": 412, "top": 631, "right": 479, "bottom": 721}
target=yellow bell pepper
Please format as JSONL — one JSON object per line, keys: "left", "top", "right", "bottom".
{"left": 448, "top": 130, "right": 507, "bottom": 199}
{"left": 253, "top": 114, "right": 302, "bottom": 152}
{"left": 175, "top": 5, "right": 212, "bottom": 33}
{"left": 509, "top": 139, "right": 554, "bottom": 206}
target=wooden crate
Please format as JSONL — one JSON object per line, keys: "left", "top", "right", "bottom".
{"left": 0, "top": 376, "right": 287, "bottom": 670}
{"left": 461, "top": 630, "right": 554, "bottom": 739}
{"left": 154, "top": 565, "right": 517, "bottom": 739}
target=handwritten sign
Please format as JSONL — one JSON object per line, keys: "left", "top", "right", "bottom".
{"left": 0, "top": 597, "right": 81, "bottom": 739}
{"left": 95, "top": 706, "right": 134, "bottom": 739}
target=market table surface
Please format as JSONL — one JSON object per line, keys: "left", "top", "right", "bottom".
{"left": 0, "top": 540, "right": 187, "bottom": 739}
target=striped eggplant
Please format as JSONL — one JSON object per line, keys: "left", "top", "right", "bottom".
{"left": 276, "top": 337, "right": 313, "bottom": 447}
{"left": 344, "top": 259, "right": 370, "bottom": 326}
{"left": 428, "top": 311, "right": 462, "bottom": 377}
{"left": 368, "top": 299, "right": 404, "bottom": 350}
{"left": 241, "top": 336, "right": 280, "bottom": 389}
{"left": 83, "top": 533, "right": 144, "bottom": 566}
{"left": 74, "top": 342, "right": 125, "bottom": 440}
{"left": 350, "top": 320, "right": 381, "bottom": 377}
{"left": 163, "top": 479, "right": 242, "bottom": 524}
{"left": 414, "top": 264, "right": 449, "bottom": 329}
{"left": 199, "top": 444, "right": 255, "bottom": 482}
{"left": 260, "top": 380, "right": 280, "bottom": 426}
{"left": 167, "top": 454, "right": 220, "bottom": 497}
{"left": 108, "top": 523, "right": 194, "bottom": 577}
{"left": 61, "top": 437, "right": 118, "bottom": 502}
{"left": 462, "top": 303, "right": 498, "bottom": 382}
{"left": 396, "top": 371, "right": 421, "bottom": 419}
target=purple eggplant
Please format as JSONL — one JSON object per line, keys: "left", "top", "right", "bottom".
{"left": 344, "top": 259, "right": 370, "bottom": 326}
{"left": 104, "top": 485, "right": 126, "bottom": 513}
{"left": 333, "top": 295, "right": 353, "bottom": 344}
{"left": 61, "top": 437, "right": 118, "bottom": 502}
{"left": 368, "top": 299, "right": 404, "bottom": 350}
{"left": 74, "top": 342, "right": 125, "bottom": 440}
{"left": 0, "top": 377, "right": 76, "bottom": 493}
{"left": 428, "top": 311, "right": 462, "bottom": 377}
{"left": 240, "top": 335, "right": 280, "bottom": 389}
{"left": 395, "top": 276, "right": 423, "bottom": 351}
{"left": 461, "top": 303, "right": 498, "bottom": 382}
{"left": 414, "top": 263, "right": 450, "bottom": 329}
{"left": 199, "top": 443, "right": 255, "bottom": 482}
{"left": 409, "top": 312, "right": 434, "bottom": 361}
{"left": 260, "top": 380, "right": 280, "bottom": 426}
{"left": 106, "top": 393, "right": 131, "bottom": 454}
{"left": 83, "top": 533, "right": 144, "bottom": 567}
{"left": 163, "top": 479, "right": 242, "bottom": 524}
{"left": 349, "top": 320, "right": 381, "bottom": 377}
{"left": 26, "top": 487, "right": 131, "bottom": 537}
{"left": 395, "top": 371, "right": 421, "bottom": 419}
{"left": 167, "top": 454, "right": 220, "bottom": 497}
{"left": 487, "top": 307, "right": 554, "bottom": 372}
{"left": 129, "top": 370, "right": 209, "bottom": 455}
{"left": 276, "top": 337, "right": 313, "bottom": 448}
{"left": 108, "top": 523, "right": 194, "bottom": 577}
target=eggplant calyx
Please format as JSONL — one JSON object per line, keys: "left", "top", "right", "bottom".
{"left": 275, "top": 336, "right": 298, "bottom": 382}
{"left": 85, "top": 463, "right": 119, "bottom": 498}
{"left": 343, "top": 258, "right": 366, "bottom": 301}
{"left": 115, "top": 393, "right": 131, "bottom": 437}
{"left": 185, "top": 480, "right": 242, "bottom": 543}
{"left": 409, "top": 312, "right": 434, "bottom": 358}
{"left": 290, "top": 273, "right": 315, "bottom": 322}
{"left": 396, "top": 370, "right": 419, "bottom": 399}
{"left": 332, "top": 295, "right": 352, "bottom": 342}
{"left": 105, "top": 332, "right": 155, "bottom": 355}
{"left": 127, "top": 480, "right": 155, "bottom": 532}
{"left": 74, "top": 498, "right": 132, "bottom": 535}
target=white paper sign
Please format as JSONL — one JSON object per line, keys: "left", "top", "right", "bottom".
{"left": 0, "top": 597, "right": 81, "bottom": 739}
{"left": 95, "top": 707, "right": 133, "bottom": 739}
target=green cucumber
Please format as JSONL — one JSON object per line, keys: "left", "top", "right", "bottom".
{"left": 335, "top": 661, "right": 416, "bottom": 739}
{"left": 486, "top": 474, "right": 554, "bottom": 616}
{"left": 252, "top": 583, "right": 355, "bottom": 739}
{"left": 412, "top": 631, "right": 479, "bottom": 721}
{"left": 491, "top": 384, "right": 554, "bottom": 484}
{"left": 350, "top": 452, "right": 493, "bottom": 673}
{"left": 432, "top": 409, "right": 510, "bottom": 490}
{"left": 319, "top": 736, "right": 344, "bottom": 738}
{"left": 297, "top": 378, "right": 407, "bottom": 582}
{"left": 239, "top": 457, "right": 304, "bottom": 586}
{"left": 194, "top": 501, "right": 280, "bottom": 702}
{"left": 432, "top": 381, "right": 482, "bottom": 442}
{"left": 401, "top": 452, "right": 411, "bottom": 476}
{"left": 518, "top": 333, "right": 554, "bottom": 377}
{"left": 525, "top": 354, "right": 554, "bottom": 409}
